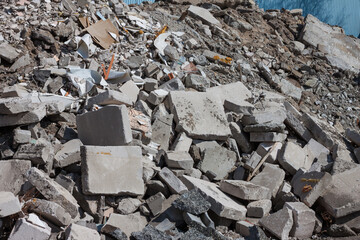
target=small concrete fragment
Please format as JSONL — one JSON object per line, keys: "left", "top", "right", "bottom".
{"left": 305, "top": 138, "right": 330, "bottom": 163}
{"left": 302, "top": 113, "right": 334, "bottom": 149}
{"left": 320, "top": 167, "right": 360, "bottom": 218}
{"left": 259, "top": 208, "right": 293, "bottom": 240}
{"left": 146, "top": 192, "right": 166, "bottom": 216}
{"left": 77, "top": 105, "right": 132, "bottom": 146}
{"left": 65, "top": 223, "right": 101, "bottom": 240}
{"left": 101, "top": 212, "right": 147, "bottom": 238}
{"left": 0, "top": 192, "right": 21, "bottom": 217}
{"left": 14, "top": 141, "right": 54, "bottom": 165}
{"left": 229, "top": 122, "right": 252, "bottom": 153}
{"left": 117, "top": 198, "right": 142, "bottom": 215}
{"left": 13, "top": 129, "right": 31, "bottom": 145}
{"left": 26, "top": 167, "right": 79, "bottom": 218}
{"left": 284, "top": 202, "right": 316, "bottom": 239}
{"left": 345, "top": 129, "right": 360, "bottom": 147}
{"left": 170, "top": 132, "right": 192, "bottom": 152}
{"left": 220, "top": 180, "right": 271, "bottom": 201}
{"left": 151, "top": 114, "right": 173, "bottom": 150}
{"left": 165, "top": 151, "right": 194, "bottom": 170}
{"left": 285, "top": 110, "right": 313, "bottom": 142}
{"left": 256, "top": 142, "right": 283, "bottom": 164}
{"left": 251, "top": 163, "right": 285, "bottom": 198}
{"left": 158, "top": 167, "right": 188, "bottom": 194}
{"left": 0, "top": 160, "right": 31, "bottom": 194}
{"left": 187, "top": 5, "right": 220, "bottom": 27}
{"left": 182, "top": 175, "right": 247, "bottom": 221}
{"left": 120, "top": 80, "right": 140, "bottom": 104}
{"left": 81, "top": 145, "right": 144, "bottom": 196}
{"left": 0, "top": 42, "right": 19, "bottom": 63}
{"left": 291, "top": 170, "right": 332, "bottom": 207}
{"left": 54, "top": 139, "right": 82, "bottom": 168}
{"left": 247, "top": 199, "right": 272, "bottom": 218}
{"left": 0, "top": 106, "right": 47, "bottom": 127}
{"left": 169, "top": 91, "right": 231, "bottom": 141}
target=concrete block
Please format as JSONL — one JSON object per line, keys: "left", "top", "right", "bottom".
{"left": 181, "top": 175, "right": 247, "bottom": 221}
{"left": 8, "top": 215, "right": 51, "bottom": 240}
{"left": 243, "top": 110, "right": 286, "bottom": 126}
{"left": 28, "top": 198, "right": 72, "bottom": 227}
{"left": 1, "top": 84, "right": 28, "bottom": 98}
{"left": 278, "top": 142, "right": 307, "bottom": 175}
{"left": 158, "top": 167, "right": 188, "bottom": 194}
{"left": 206, "top": 82, "right": 252, "bottom": 106}
{"left": 117, "top": 198, "right": 142, "bottom": 215}
{"left": 172, "top": 189, "right": 211, "bottom": 215}
{"left": 305, "top": 138, "right": 330, "bottom": 163}
{"left": 65, "top": 223, "right": 101, "bottom": 240}
{"left": 169, "top": 91, "right": 231, "bottom": 141}
{"left": 260, "top": 208, "right": 293, "bottom": 240}
{"left": 256, "top": 142, "right": 283, "bottom": 164}
{"left": 185, "top": 74, "right": 209, "bottom": 91}
{"left": 188, "top": 5, "right": 221, "bottom": 26}
{"left": 247, "top": 199, "right": 272, "bottom": 218}
{"left": 220, "top": 180, "right": 271, "bottom": 201}
{"left": 198, "top": 143, "right": 236, "bottom": 180}
{"left": 229, "top": 122, "right": 252, "bottom": 153}
{"left": 355, "top": 148, "right": 360, "bottom": 162}
{"left": 147, "top": 89, "right": 168, "bottom": 105}
{"left": 159, "top": 78, "right": 185, "bottom": 92}
{"left": 81, "top": 145, "right": 144, "bottom": 196}
{"left": 170, "top": 132, "right": 192, "bottom": 152}
{"left": 251, "top": 163, "right": 285, "bottom": 198}
{"left": 291, "top": 170, "right": 332, "bottom": 207}
{"left": 86, "top": 90, "right": 133, "bottom": 108}
{"left": 101, "top": 212, "right": 147, "bottom": 238}
{"left": 345, "top": 129, "right": 360, "bottom": 147}
{"left": 13, "top": 129, "right": 31, "bottom": 145}
{"left": 120, "top": 80, "right": 140, "bottom": 104}
{"left": 0, "top": 192, "right": 21, "bottom": 217}
{"left": 143, "top": 78, "right": 158, "bottom": 92}
{"left": 26, "top": 167, "right": 79, "bottom": 218}
{"left": 165, "top": 151, "right": 194, "bottom": 170}
{"left": 0, "top": 160, "right": 31, "bottom": 194}
{"left": 284, "top": 202, "right": 316, "bottom": 238}
{"left": 244, "top": 151, "right": 262, "bottom": 171}
{"left": 14, "top": 141, "right": 54, "bottom": 165}
{"left": 54, "top": 139, "right": 82, "bottom": 168}
{"left": 224, "top": 99, "right": 254, "bottom": 115}
{"left": 151, "top": 114, "right": 173, "bottom": 150}
{"left": 285, "top": 110, "right": 312, "bottom": 142}
{"left": 0, "top": 42, "right": 19, "bottom": 63}
{"left": 302, "top": 113, "right": 334, "bottom": 149}
{"left": 235, "top": 220, "right": 254, "bottom": 237}
{"left": 77, "top": 105, "right": 132, "bottom": 146}
{"left": 244, "top": 123, "right": 286, "bottom": 133}
{"left": 320, "top": 166, "right": 360, "bottom": 218}
{"left": 250, "top": 132, "right": 287, "bottom": 142}
{"left": 0, "top": 105, "right": 47, "bottom": 127}
{"left": 146, "top": 192, "right": 166, "bottom": 216}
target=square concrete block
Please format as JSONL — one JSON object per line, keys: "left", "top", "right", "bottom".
{"left": 77, "top": 105, "right": 132, "bottom": 146}
{"left": 81, "top": 145, "right": 144, "bottom": 196}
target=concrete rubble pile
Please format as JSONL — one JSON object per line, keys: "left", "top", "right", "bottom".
{"left": 0, "top": 0, "right": 360, "bottom": 239}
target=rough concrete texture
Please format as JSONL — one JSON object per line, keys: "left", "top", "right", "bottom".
{"left": 0, "top": 192, "right": 21, "bottom": 217}
{"left": 81, "top": 145, "right": 144, "bottom": 196}
{"left": 182, "top": 175, "right": 247, "bottom": 221}
{"left": 169, "top": 91, "right": 231, "bottom": 140}
{"left": 65, "top": 223, "right": 101, "bottom": 240}
{"left": 77, "top": 105, "right": 132, "bottom": 146}
{"left": 284, "top": 202, "right": 316, "bottom": 239}
{"left": 220, "top": 180, "right": 271, "bottom": 201}
{"left": 165, "top": 151, "right": 194, "bottom": 170}
{"left": 26, "top": 167, "right": 79, "bottom": 218}
{"left": 247, "top": 199, "right": 272, "bottom": 218}
{"left": 8, "top": 216, "right": 51, "bottom": 240}
{"left": 158, "top": 167, "right": 188, "bottom": 194}
{"left": 259, "top": 207, "right": 294, "bottom": 240}
{"left": 251, "top": 163, "right": 285, "bottom": 198}
{"left": 278, "top": 142, "right": 308, "bottom": 175}
{"left": 54, "top": 139, "right": 82, "bottom": 168}
{"left": 0, "top": 160, "right": 31, "bottom": 194}
{"left": 320, "top": 166, "right": 360, "bottom": 218}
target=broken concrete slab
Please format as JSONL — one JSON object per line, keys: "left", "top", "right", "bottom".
{"left": 320, "top": 166, "right": 360, "bottom": 218}
{"left": 229, "top": 122, "right": 252, "bottom": 154}
{"left": 259, "top": 207, "right": 293, "bottom": 240}
{"left": 198, "top": 142, "right": 236, "bottom": 180}
{"left": 305, "top": 138, "right": 330, "bottom": 163}
{"left": 120, "top": 80, "right": 140, "bottom": 104}
{"left": 291, "top": 170, "right": 332, "bottom": 207}
{"left": 187, "top": 5, "right": 221, "bottom": 27}
{"left": 1, "top": 84, "right": 28, "bottom": 98}
{"left": 224, "top": 99, "right": 254, "bottom": 115}
{"left": 28, "top": 198, "right": 72, "bottom": 227}
{"left": 299, "top": 14, "right": 360, "bottom": 72}
{"left": 0, "top": 105, "right": 47, "bottom": 127}
{"left": 172, "top": 189, "right": 211, "bottom": 215}
{"left": 170, "top": 132, "right": 192, "bottom": 152}
{"left": 13, "top": 129, "right": 31, "bottom": 146}
{"left": 151, "top": 113, "right": 173, "bottom": 150}
{"left": 285, "top": 110, "right": 313, "bottom": 142}
{"left": 77, "top": 105, "right": 132, "bottom": 146}
{"left": 284, "top": 202, "right": 316, "bottom": 239}
{"left": 54, "top": 139, "right": 82, "bottom": 168}
{"left": 182, "top": 175, "right": 247, "bottom": 221}
{"left": 8, "top": 215, "right": 51, "bottom": 240}
{"left": 244, "top": 123, "right": 286, "bottom": 133}
{"left": 278, "top": 142, "right": 308, "bottom": 175}
{"left": 0, "top": 192, "right": 21, "bottom": 217}
{"left": 206, "top": 82, "right": 252, "bottom": 106}
{"left": 251, "top": 163, "right": 285, "bottom": 198}
{"left": 81, "top": 145, "right": 144, "bottom": 196}
{"left": 0, "top": 42, "right": 19, "bottom": 63}
{"left": 101, "top": 212, "right": 147, "bottom": 238}
{"left": 256, "top": 142, "right": 283, "bottom": 164}
{"left": 345, "top": 129, "right": 360, "bottom": 147}
{"left": 146, "top": 192, "right": 166, "bottom": 216}
{"left": 86, "top": 90, "right": 133, "bottom": 108}
{"left": 65, "top": 223, "right": 101, "bottom": 240}
{"left": 220, "top": 180, "right": 271, "bottom": 201}
{"left": 165, "top": 151, "right": 194, "bottom": 170}
{"left": 169, "top": 91, "right": 231, "bottom": 141}
{"left": 14, "top": 141, "right": 54, "bottom": 165}
{"left": 117, "top": 198, "right": 142, "bottom": 215}
{"left": 26, "top": 167, "right": 79, "bottom": 218}
{"left": 0, "top": 160, "right": 31, "bottom": 195}
{"left": 247, "top": 199, "right": 272, "bottom": 218}
{"left": 242, "top": 109, "right": 287, "bottom": 126}
{"left": 158, "top": 167, "right": 188, "bottom": 194}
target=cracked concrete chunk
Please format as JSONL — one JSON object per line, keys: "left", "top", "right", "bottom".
{"left": 81, "top": 145, "right": 144, "bottom": 196}
{"left": 187, "top": 5, "right": 220, "bottom": 27}
{"left": 260, "top": 207, "right": 293, "bottom": 240}
{"left": 284, "top": 202, "right": 316, "bottom": 238}
{"left": 158, "top": 167, "right": 188, "bottom": 194}
{"left": 54, "top": 139, "right": 83, "bottom": 168}
{"left": 220, "top": 180, "right": 271, "bottom": 201}
{"left": 278, "top": 142, "right": 308, "bottom": 175}
{"left": 251, "top": 163, "right": 285, "bottom": 198}
{"left": 8, "top": 215, "right": 51, "bottom": 240}
{"left": 169, "top": 91, "right": 230, "bottom": 140}
{"left": 0, "top": 160, "right": 31, "bottom": 194}
{"left": 65, "top": 223, "right": 101, "bottom": 240}
{"left": 0, "top": 192, "right": 21, "bottom": 217}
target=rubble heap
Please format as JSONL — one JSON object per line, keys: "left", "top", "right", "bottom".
{"left": 0, "top": 0, "right": 360, "bottom": 239}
